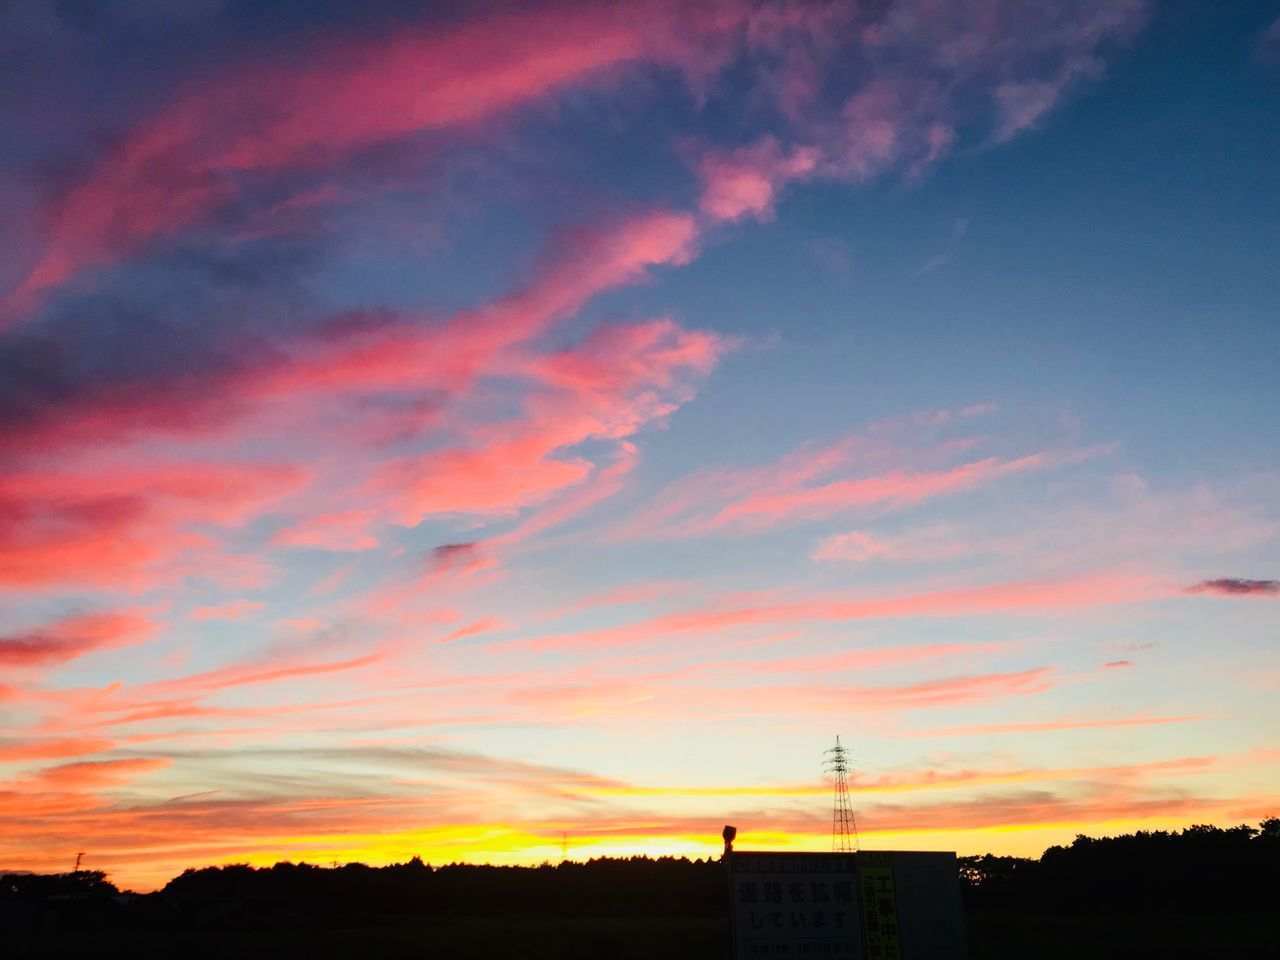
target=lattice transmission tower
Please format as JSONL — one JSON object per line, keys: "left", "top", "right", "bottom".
{"left": 823, "top": 736, "right": 860, "bottom": 852}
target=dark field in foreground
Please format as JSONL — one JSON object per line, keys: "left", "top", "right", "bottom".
{"left": 6, "top": 912, "right": 1280, "bottom": 959}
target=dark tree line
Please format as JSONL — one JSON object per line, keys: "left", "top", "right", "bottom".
{"left": 5, "top": 819, "right": 1277, "bottom": 926}
{"left": 1, "top": 870, "right": 117, "bottom": 899}
{"left": 960, "top": 819, "right": 1280, "bottom": 913}
{"left": 161, "top": 855, "right": 724, "bottom": 920}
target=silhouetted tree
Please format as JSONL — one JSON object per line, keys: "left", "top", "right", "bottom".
{"left": 1, "top": 870, "right": 118, "bottom": 899}
{"left": 959, "top": 821, "right": 1280, "bottom": 914}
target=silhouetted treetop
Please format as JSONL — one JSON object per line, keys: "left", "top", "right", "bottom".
{"left": 960, "top": 821, "right": 1279, "bottom": 913}
{"left": 1, "top": 870, "right": 118, "bottom": 899}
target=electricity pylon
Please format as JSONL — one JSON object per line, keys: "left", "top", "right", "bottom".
{"left": 823, "top": 736, "right": 860, "bottom": 852}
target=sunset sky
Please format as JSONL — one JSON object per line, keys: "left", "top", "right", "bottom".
{"left": 2, "top": 0, "right": 1278, "bottom": 891}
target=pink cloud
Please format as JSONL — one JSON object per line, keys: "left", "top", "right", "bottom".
{"left": 249, "top": 212, "right": 700, "bottom": 408}
{"left": 714, "top": 455, "right": 1046, "bottom": 532}
{"left": 727, "top": 641, "right": 1006, "bottom": 676}
{"left": 0, "top": 462, "right": 308, "bottom": 587}
{"left": 700, "top": 0, "right": 1149, "bottom": 225}
{"left": 814, "top": 524, "right": 983, "bottom": 564}
{"left": 905, "top": 714, "right": 1206, "bottom": 738}
{"left": 616, "top": 416, "right": 1083, "bottom": 540}
{"left": 189, "top": 601, "right": 266, "bottom": 623}
{"left": 5, "top": 0, "right": 1151, "bottom": 327}
{"left": 441, "top": 618, "right": 505, "bottom": 644}
{"left": 813, "top": 530, "right": 901, "bottom": 562}
{"left": 692, "top": 0, "right": 1149, "bottom": 228}
{"left": 179, "top": 653, "right": 383, "bottom": 693}
{"left": 813, "top": 476, "right": 1277, "bottom": 571}
{"left": 699, "top": 137, "right": 821, "bottom": 222}
{"left": 377, "top": 314, "right": 728, "bottom": 526}
{"left": 543, "top": 581, "right": 690, "bottom": 620}
{"left": 495, "top": 663, "right": 1057, "bottom": 723}
{"left": 271, "top": 511, "right": 380, "bottom": 552}
{"left": 5, "top": 3, "right": 734, "bottom": 318}
{"left": 0, "top": 462, "right": 307, "bottom": 524}
{"left": 382, "top": 442, "right": 593, "bottom": 522}
{"left": 0, "top": 610, "right": 154, "bottom": 667}
{"left": 490, "top": 445, "right": 640, "bottom": 551}
{"left": 131, "top": 644, "right": 389, "bottom": 700}
{"left": 0, "top": 211, "right": 715, "bottom": 599}
{"left": 4, "top": 210, "right": 701, "bottom": 478}
{"left": 745, "top": 667, "right": 1056, "bottom": 710}
{"left": 30, "top": 648, "right": 395, "bottom": 743}
{"left": 515, "top": 571, "right": 1166, "bottom": 653}
{"left": 524, "top": 318, "right": 725, "bottom": 396}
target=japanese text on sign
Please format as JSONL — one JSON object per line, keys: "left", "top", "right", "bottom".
{"left": 729, "top": 853, "right": 863, "bottom": 959}
{"left": 857, "top": 853, "right": 901, "bottom": 960}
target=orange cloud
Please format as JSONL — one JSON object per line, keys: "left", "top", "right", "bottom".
{"left": 0, "top": 737, "right": 117, "bottom": 763}
{"left": 35, "top": 757, "right": 170, "bottom": 790}
{"left": 0, "top": 753, "right": 1271, "bottom": 892}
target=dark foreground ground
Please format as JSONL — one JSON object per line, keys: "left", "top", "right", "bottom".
{"left": 6, "top": 824, "right": 1279, "bottom": 958}
{"left": 5, "top": 911, "right": 1280, "bottom": 959}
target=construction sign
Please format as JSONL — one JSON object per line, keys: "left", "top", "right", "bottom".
{"left": 726, "top": 851, "right": 966, "bottom": 960}
{"left": 857, "top": 852, "right": 902, "bottom": 960}
{"left": 728, "top": 852, "right": 862, "bottom": 958}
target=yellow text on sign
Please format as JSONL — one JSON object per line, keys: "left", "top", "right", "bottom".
{"left": 859, "top": 853, "right": 902, "bottom": 960}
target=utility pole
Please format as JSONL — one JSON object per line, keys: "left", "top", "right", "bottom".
{"left": 823, "top": 736, "right": 860, "bottom": 853}
{"left": 72, "top": 851, "right": 85, "bottom": 873}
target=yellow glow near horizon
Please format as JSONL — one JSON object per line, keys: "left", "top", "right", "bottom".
{"left": 91, "top": 811, "right": 1272, "bottom": 892}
